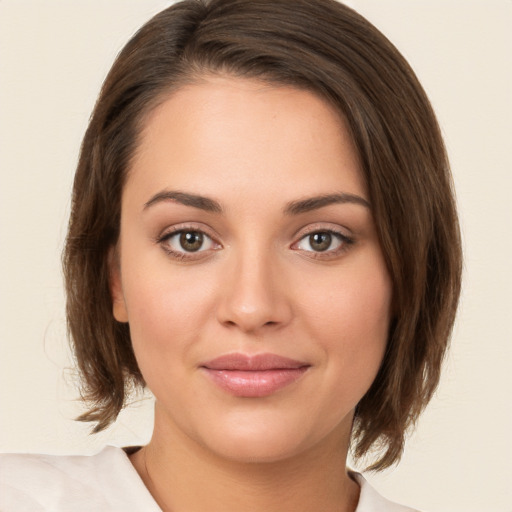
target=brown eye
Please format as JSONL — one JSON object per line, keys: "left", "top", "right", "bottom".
{"left": 294, "top": 229, "right": 351, "bottom": 256}
{"left": 160, "top": 229, "right": 218, "bottom": 257}
{"left": 179, "top": 231, "right": 204, "bottom": 252}
{"left": 309, "top": 232, "right": 332, "bottom": 252}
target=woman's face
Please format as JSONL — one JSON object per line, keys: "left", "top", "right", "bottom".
{"left": 111, "top": 77, "right": 392, "bottom": 462}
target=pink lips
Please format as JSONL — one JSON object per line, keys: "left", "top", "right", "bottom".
{"left": 201, "top": 353, "right": 310, "bottom": 397}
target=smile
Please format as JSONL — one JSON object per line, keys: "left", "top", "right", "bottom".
{"left": 200, "top": 353, "right": 310, "bottom": 397}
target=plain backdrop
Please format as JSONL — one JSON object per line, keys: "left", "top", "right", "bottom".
{"left": 1, "top": 1, "right": 511, "bottom": 512}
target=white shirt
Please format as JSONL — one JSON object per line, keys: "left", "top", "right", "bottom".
{"left": 0, "top": 446, "right": 418, "bottom": 511}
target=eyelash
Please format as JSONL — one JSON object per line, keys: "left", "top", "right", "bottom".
{"left": 156, "top": 226, "right": 220, "bottom": 260}
{"left": 156, "top": 226, "right": 354, "bottom": 261}
{"left": 292, "top": 229, "right": 354, "bottom": 259}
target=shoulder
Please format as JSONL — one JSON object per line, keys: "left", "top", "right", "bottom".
{"left": 352, "top": 472, "right": 421, "bottom": 512}
{"left": 0, "top": 446, "right": 161, "bottom": 512}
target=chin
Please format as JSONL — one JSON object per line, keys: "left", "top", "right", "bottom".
{"left": 204, "top": 430, "right": 309, "bottom": 464}
{"left": 192, "top": 409, "right": 345, "bottom": 465}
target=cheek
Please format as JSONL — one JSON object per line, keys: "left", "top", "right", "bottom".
{"left": 302, "top": 256, "right": 391, "bottom": 331}
{"left": 299, "top": 256, "right": 392, "bottom": 379}
{"left": 120, "top": 257, "right": 219, "bottom": 368}
{"left": 123, "top": 278, "right": 211, "bottom": 402}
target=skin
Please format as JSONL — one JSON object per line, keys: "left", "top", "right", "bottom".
{"left": 110, "top": 77, "right": 392, "bottom": 512}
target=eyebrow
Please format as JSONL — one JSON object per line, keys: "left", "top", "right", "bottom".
{"left": 143, "top": 190, "right": 223, "bottom": 213}
{"left": 143, "top": 190, "right": 370, "bottom": 215}
{"left": 284, "top": 193, "right": 371, "bottom": 215}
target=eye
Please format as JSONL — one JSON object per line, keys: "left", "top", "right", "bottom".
{"left": 159, "top": 229, "right": 218, "bottom": 256}
{"left": 294, "top": 230, "right": 352, "bottom": 255}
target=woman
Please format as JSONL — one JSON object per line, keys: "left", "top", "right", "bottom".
{"left": 0, "top": 0, "right": 461, "bottom": 510}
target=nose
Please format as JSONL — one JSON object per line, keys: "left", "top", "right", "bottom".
{"left": 216, "top": 248, "right": 293, "bottom": 334}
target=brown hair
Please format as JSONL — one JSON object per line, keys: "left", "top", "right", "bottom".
{"left": 63, "top": 0, "right": 462, "bottom": 470}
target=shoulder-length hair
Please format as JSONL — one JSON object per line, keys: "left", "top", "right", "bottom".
{"left": 63, "top": 0, "right": 462, "bottom": 470}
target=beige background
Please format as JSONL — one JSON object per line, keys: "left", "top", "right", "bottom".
{"left": 1, "top": 1, "right": 511, "bottom": 511}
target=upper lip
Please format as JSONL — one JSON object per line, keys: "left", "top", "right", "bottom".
{"left": 201, "top": 353, "right": 310, "bottom": 371}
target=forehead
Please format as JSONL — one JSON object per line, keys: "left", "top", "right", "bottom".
{"left": 126, "top": 76, "right": 366, "bottom": 207}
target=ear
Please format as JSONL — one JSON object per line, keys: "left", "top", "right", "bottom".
{"left": 108, "top": 246, "right": 129, "bottom": 323}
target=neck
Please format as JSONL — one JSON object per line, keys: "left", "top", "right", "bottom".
{"left": 130, "top": 412, "right": 360, "bottom": 512}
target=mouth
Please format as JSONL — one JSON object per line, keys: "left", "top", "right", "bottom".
{"left": 200, "top": 353, "right": 310, "bottom": 398}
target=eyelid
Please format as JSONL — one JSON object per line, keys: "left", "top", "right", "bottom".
{"left": 156, "top": 222, "right": 220, "bottom": 242}
{"left": 155, "top": 223, "right": 222, "bottom": 259}
{"left": 290, "top": 223, "right": 355, "bottom": 257}
{"left": 154, "top": 222, "right": 354, "bottom": 260}
{"left": 292, "top": 222, "right": 353, "bottom": 240}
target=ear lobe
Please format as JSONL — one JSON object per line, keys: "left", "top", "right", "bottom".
{"left": 108, "top": 246, "right": 129, "bottom": 323}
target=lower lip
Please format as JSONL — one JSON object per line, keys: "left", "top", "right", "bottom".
{"left": 202, "top": 367, "right": 309, "bottom": 397}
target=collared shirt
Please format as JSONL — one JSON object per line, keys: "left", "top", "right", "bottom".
{"left": 0, "top": 446, "right": 418, "bottom": 511}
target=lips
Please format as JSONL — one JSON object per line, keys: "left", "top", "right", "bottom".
{"left": 200, "top": 353, "right": 310, "bottom": 397}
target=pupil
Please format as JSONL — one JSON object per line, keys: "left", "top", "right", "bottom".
{"left": 180, "top": 231, "right": 203, "bottom": 252}
{"left": 310, "top": 232, "right": 331, "bottom": 252}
